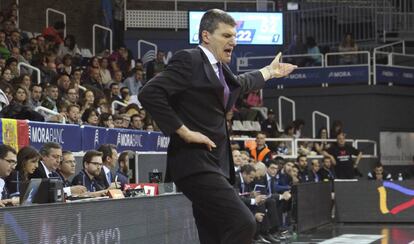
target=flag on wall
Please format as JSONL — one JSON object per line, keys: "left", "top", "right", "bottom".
{"left": 0, "top": 119, "right": 29, "bottom": 151}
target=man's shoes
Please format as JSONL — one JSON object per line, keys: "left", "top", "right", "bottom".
{"left": 254, "top": 235, "right": 272, "bottom": 244}
{"left": 264, "top": 233, "right": 281, "bottom": 243}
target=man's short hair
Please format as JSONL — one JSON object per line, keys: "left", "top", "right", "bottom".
{"left": 39, "top": 142, "right": 62, "bottom": 156}
{"left": 198, "top": 9, "right": 236, "bottom": 44}
{"left": 67, "top": 104, "right": 80, "bottom": 112}
{"left": 240, "top": 164, "right": 256, "bottom": 175}
{"left": 0, "top": 144, "right": 17, "bottom": 159}
{"left": 82, "top": 150, "right": 103, "bottom": 168}
{"left": 296, "top": 154, "right": 307, "bottom": 162}
{"left": 322, "top": 156, "right": 331, "bottom": 161}
{"left": 97, "top": 144, "right": 116, "bottom": 162}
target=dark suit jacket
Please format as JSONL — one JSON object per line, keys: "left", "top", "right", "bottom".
{"left": 95, "top": 167, "right": 115, "bottom": 189}
{"left": 29, "top": 162, "right": 48, "bottom": 179}
{"left": 234, "top": 173, "right": 254, "bottom": 207}
{"left": 139, "top": 47, "right": 265, "bottom": 184}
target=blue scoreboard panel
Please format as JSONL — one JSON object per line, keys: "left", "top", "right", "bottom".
{"left": 189, "top": 11, "right": 283, "bottom": 45}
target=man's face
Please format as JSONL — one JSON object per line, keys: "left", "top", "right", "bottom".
{"left": 298, "top": 156, "right": 307, "bottom": 169}
{"left": 48, "top": 87, "right": 59, "bottom": 100}
{"left": 67, "top": 107, "right": 80, "bottom": 122}
{"left": 284, "top": 162, "right": 294, "bottom": 174}
{"left": 337, "top": 134, "right": 346, "bottom": 147}
{"left": 156, "top": 52, "right": 165, "bottom": 62}
{"left": 111, "top": 84, "right": 120, "bottom": 96}
{"left": 242, "top": 171, "right": 256, "bottom": 184}
{"left": 85, "top": 156, "right": 103, "bottom": 177}
{"left": 10, "top": 32, "right": 20, "bottom": 42}
{"left": 90, "top": 69, "right": 101, "bottom": 81}
{"left": 267, "top": 164, "right": 278, "bottom": 177}
{"left": 0, "top": 151, "right": 17, "bottom": 177}
{"left": 256, "top": 134, "right": 266, "bottom": 147}
{"left": 42, "top": 148, "right": 62, "bottom": 172}
{"left": 202, "top": 22, "right": 237, "bottom": 64}
{"left": 109, "top": 149, "right": 118, "bottom": 168}
{"left": 11, "top": 47, "right": 20, "bottom": 58}
{"left": 323, "top": 158, "right": 331, "bottom": 168}
{"left": 114, "top": 119, "right": 124, "bottom": 128}
{"left": 59, "top": 75, "right": 71, "bottom": 90}
{"left": 122, "top": 116, "right": 131, "bottom": 128}
{"left": 131, "top": 116, "right": 143, "bottom": 129}
{"left": 135, "top": 70, "right": 143, "bottom": 81}
{"left": 60, "top": 153, "right": 76, "bottom": 176}
{"left": 0, "top": 32, "right": 5, "bottom": 43}
{"left": 232, "top": 150, "right": 242, "bottom": 167}
{"left": 311, "top": 160, "right": 320, "bottom": 172}
{"left": 67, "top": 89, "right": 78, "bottom": 103}
{"left": 374, "top": 166, "right": 384, "bottom": 178}
{"left": 291, "top": 167, "right": 299, "bottom": 177}
{"left": 114, "top": 71, "right": 123, "bottom": 82}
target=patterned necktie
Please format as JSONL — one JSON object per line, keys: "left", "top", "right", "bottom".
{"left": 217, "top": 62, "right": 230, "bottom": 107}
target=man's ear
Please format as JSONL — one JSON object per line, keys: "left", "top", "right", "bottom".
{"left": 201, "top": 30, "right": 210, "bottom": 44}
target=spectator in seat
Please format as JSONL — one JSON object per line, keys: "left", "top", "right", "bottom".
{"left": 109, "top": 82, "right": 123, "bottom": 103}
{"left": 323, "top": 132, "right": 362, "bottom": 179}
{"left": 30, "top": 142, "right": 62, "bottom": 179}
{"left": 250, "top": 132, "right": 272, "bottom": 166}
{"left": 0, "top": 144, "right": 17, "bottom": 207}
{"left": 41, "top": 84, "right": 59, "bottom": 112}
{"left": 129, "top": 114, "right": 143, "bottom": 130}
{"left": 66, "top": 104, "right": 82, "bottom": 125}
{"left": 260, "top": 109, "right": 280, "bottom": 141}
{"left": 122, "top": 68, "right": 144, "bottom": 96}
{"left": 146, "top": 50, "right": 166, "bottom": 81}
{"left": 29, "top": 83, "right": 43, "bottom": 110}
{"left": 280, "top": 124, "right": 295, "bottom": 155}
{"left": 5, "top": 57, "right": 18, "bottom": 79}
{"left": 314, "top": 127, "right": 331, "bottom": 155}
{"left": 56, "top": 74, "right": 71, "bottom": 99}
{"left": 338, "top": 33, "right": 358, "bottom": 65}
{"left": 286, "top": 34, "right": 307, "bottom": 67}
{"left": 71, "top": 150, "right": 107, "bottom": 195}
{"left": 330, "top": 120, "right": 343, "bottom": 139}
{"left": 58, "top": 54, "right": 74, "bottom": 76}
{"left": 292, "top": 119, "right": 305, "bottom": 138}
{"left": 65, "top": 87, "right": 79, "bottom": 106}
{"left": 96, "top": 144, "right": 118, "bottom": 189}
{"left": 232, "top": 149, "right": 243, "bottom": 173}
{"left": 6, "top": 30, "right": 20, "bottom": 50}
{"left": 58, "top": 34, "right": 81, "bottom": 58}
{"left": 79, "top": 90, "right": 95, "bottom": 112}
{"left": 99, "top": 113, "right": 115, "bottom": 128}
{"left": 0, "top": 31, "right": 10, "bottom": 60}
{"left": 368, "top": 162, "right": 392, "bottom": 181}
{"left": 42, "top": 21, "right": 65, "bottom": 45}
{"left": 81, "top": 108, "right": 99, "bottom": 126}
{"left": 116, "top": 151, "right": 131, "bottom": 189}
{"left": 275, "top": 161, "right": 293, "bottom": 193}
{"left": 113, "top": 114, "right": 124, "bottom": 128}
{"left": 308, "top": 159, "right": 321, "bottom": 182}
{"left": 296, "top": 155, "right": 309, "bottom": 183}
{"left": 83, "top": 67, "right": 104, "bottom": 91}
{"left": 305, "top": 36, "right": 321, "bottom": 66}
{"left": 11, "top": 85, "right": 29, "bottom": 106}
{"left": 318, "top": 156, "right": 335, "bottom": 182}
{"left": 290, "top": 165, "right": 300, "bottom": 184}
{"left": 99, "top": 57, "right": 112, "bottom": 86}
{"left": 120, "top": 86, "right": 130, "bottom": 104}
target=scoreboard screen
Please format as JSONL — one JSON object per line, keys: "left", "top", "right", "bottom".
{"left": 189, "top": 11, "right": 283, "bottom": 45}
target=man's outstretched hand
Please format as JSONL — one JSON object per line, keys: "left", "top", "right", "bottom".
{"left": 261, "top": 52, "right": 298, "bottom": 80}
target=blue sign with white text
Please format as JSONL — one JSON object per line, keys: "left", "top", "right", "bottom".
{"left": 81, "top": 125, "right": 108, "bottom": 150}
{"left": 28, "top": 121, "right": 82, "bottom": 151}
{"left": 376, "top": 65, "right": 414, "bottom": 85}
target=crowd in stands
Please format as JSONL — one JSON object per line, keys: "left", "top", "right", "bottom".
{"left": 0, "top": 3, "right": 164, "bottom": 132}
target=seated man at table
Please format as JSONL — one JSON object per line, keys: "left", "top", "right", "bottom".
{"left": 0, "top": 144, "right": 18, "bottom": 207}
{"left": 71, "top": 150, "right": 107, "bottom": 197}
{"left": 367, "top": 162, "right": 392, "bottom": 181}
{"left": 56, "top": 151, "right": 88, "bottom": 196}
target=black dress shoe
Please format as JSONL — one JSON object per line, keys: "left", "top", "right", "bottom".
{"left": 255, "top": 234, "right": 272, "bottom": 244}
{"left": 264, "top": 233, "right": 281, "bottom": 243}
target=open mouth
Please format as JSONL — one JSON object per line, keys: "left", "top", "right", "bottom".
{"left": 224, "top": 48, "right": 232, "bottom": 56}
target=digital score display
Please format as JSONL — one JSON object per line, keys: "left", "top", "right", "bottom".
{"left": 189, "top": 11, "right": 283, "bottom": 45}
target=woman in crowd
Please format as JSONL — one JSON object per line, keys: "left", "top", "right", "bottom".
{"left": 99, "top": 57, "right": 112, "bottom": 86}
{"left": 314, "top": 127, "right": 331, "bottom": 155}
{"left": 1, "top": 67, "right": 12, "bottom": 82}
{"left": 58, "top": 54, "right": 74, "bottom": 76}
{"left": 79, "top": 90, "right": 95, "bottom": 112}
{"left": 58, "top": 34, "right": 81, "bottom": 57}
{"left": 81, "top": 107, "right": 99, "bottom": 126}
{"left": 99, "top": 112, "right": 115, "bottom": 128}
{"left": 11, "top": 85, "right": 30, "bottom": 106}
{"left": 338, "top": 33, "right": 358, "bottom": 65}
{"left": 5, "top": 146, "right": 40, "bottom": 196}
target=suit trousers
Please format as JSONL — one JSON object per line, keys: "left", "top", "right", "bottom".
{"left": 176, "top": 173, "right": 256, "bottom": 244}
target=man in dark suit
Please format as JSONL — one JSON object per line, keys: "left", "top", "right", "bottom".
{"left": 30, "top": 142, "right": 86, "bottom": 196}
{"left": 138, "top": 9, "right": 296, "bottom": 244}
{"left": 96, "top": 144, "right": 118, "bottom": 189}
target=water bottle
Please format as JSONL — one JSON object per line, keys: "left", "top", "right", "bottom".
{"left": 398, "top": 173, "right": 403, "bottom": 181}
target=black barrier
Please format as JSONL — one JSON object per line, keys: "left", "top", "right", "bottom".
{"left": 293, "top": 182, "right": 332, "bottom": 232}
{"left": 0, "top": 194, "right": 199, "bottom": 244}
{"left": 135, "top": 152, "right": 167, "bottom": 183}
{"left": 335, "top": 180, "right": 414, "bottom": 223}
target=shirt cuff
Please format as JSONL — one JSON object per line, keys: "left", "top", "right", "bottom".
{"left": 63, "top": 187, "right": 72, "bottom": 196}
{"left": 250, "top": 199, "right": 256, "bottom": 205}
